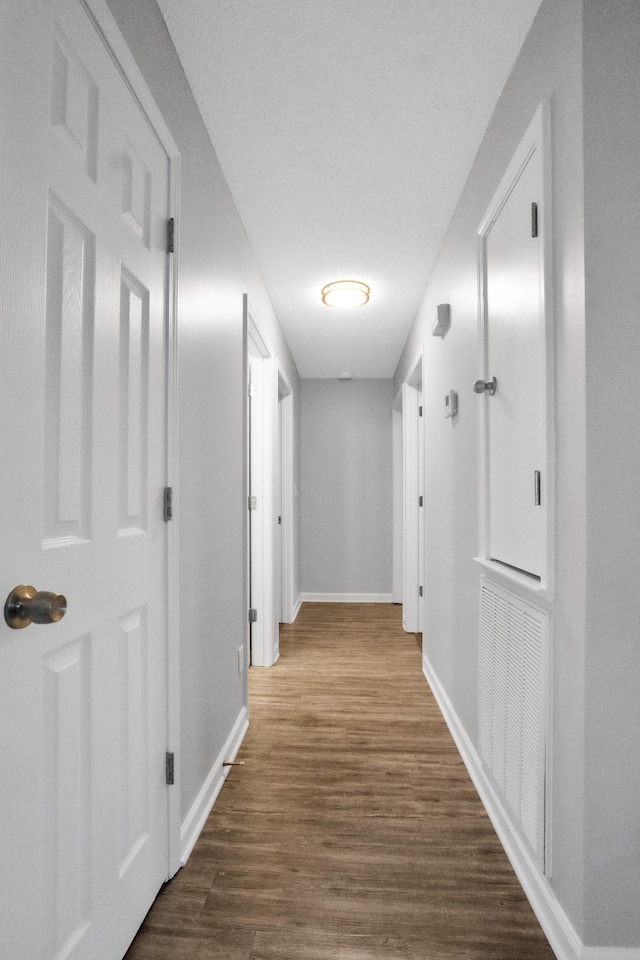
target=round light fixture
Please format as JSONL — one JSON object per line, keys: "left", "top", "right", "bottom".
{"left": 321, "top": 279, "right": 370, "bottom": 309}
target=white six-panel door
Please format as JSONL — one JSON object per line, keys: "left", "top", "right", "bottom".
{"left": 0, "top": 0, "right": 175, "bottom": 956}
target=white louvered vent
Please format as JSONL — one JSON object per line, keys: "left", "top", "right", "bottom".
{"left": 479, "top": 579, "right": 548, "bottom": 868}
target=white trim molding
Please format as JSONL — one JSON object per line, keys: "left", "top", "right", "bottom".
{"left": 292, "top": 594, "right": 303, "bottom": 621}
{"left": 581, "top": 952, "right": 640, "bottom": 960}
{"left": 180, "top": 707, "right": 249, "bottom": 865}
{"left": 300, "top": 593, "right": 393, "bottom": 604}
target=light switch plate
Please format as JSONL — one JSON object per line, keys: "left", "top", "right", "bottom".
{"left": 445, "top": 390, "right": 458, "bottom": 418}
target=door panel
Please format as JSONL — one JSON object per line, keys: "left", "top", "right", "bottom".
{"left": 44, "top": 195, "right": 94, "bottom": 543}
{"left": 485, "top": 149, "right": 543, "bottom": 578}
{"left": 401, "top": 375, "right": 421, "bottom": 634}
{"left": 41, "top": 635, "right": 92, "bottom": 953}
{"left": 247, "top": 347, "right": 278, "bottom": 667}
{"left": 1, "top": 1, "right": 172, "bottom": 956}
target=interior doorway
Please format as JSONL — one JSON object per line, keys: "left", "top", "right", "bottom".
{"left": 277, "top": 370, "right": 296, "bottom": 624}
{"left": 402, "top": 351, "right": 425, "bottom": 636}
{"left": 245, "top": 298, "right": 278, "bottom": 666}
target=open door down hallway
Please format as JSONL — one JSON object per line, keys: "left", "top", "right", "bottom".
{"left": 125, "top": 604, "right": 555, "bottom": 960}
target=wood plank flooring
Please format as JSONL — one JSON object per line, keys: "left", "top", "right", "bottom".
{"left": 125, "top": 603, "right": 556, "bottom": 960}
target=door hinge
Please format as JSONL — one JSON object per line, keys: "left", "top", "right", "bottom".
{"left": 167, "top": 218, "right": 175, "bottom": 254}
{"left": 418, "top": 495, "right": 424, "bottom": 507}
{"left": 419, "top": 405, "right": 423, "bottom": 417}
{"left": 165, "top": 751, "right": 175, "bottom": 786}
{"left": 531, "top": 202, "right": 539, "bottom": 238}
{"left": 248, "top": 608, "right": 258, "bottom": 623}
{"left": 277, "top": 515, "right": 282, "bottom": 525}
{"left": 248, "top": 383, "right": 257, "bottom": 399}
{"left": 248, "top": 495, "right": 257, "bottom": 510}
{"left": 534, "top": 470, "right": 541, "bottom": 506}
{"left": 419, "top": 585, "right": 424, "bottom": 598}
{"left": 163, "top": 486, "right": 173, "bottom": 521}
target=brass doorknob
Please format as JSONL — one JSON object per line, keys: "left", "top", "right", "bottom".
{"left": 4, "top": 585, "right": 67, "bottom": 629}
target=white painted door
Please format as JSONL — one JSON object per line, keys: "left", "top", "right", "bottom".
{"left": 417, "top": 381, "right": 425, "bottom": 637}
{"left": 401, "top": 357, "right": 423, "bottom": 635}
{"left": 275, "top": 392, "right": 284, "bottom": 624}
{"left": 276, "top": 372, "right": 295, "bottom": 624}
{"left": 248, "top": 354, "right": 278, "bottom": 666}
{"left": 248, "top": 358, "right": 262, "bottom": 665}
{"left": 0, "top": 1, "right": 172, "bottom": 957}
{"left": 483, "top": 146, "right": 543, "bottom": 578}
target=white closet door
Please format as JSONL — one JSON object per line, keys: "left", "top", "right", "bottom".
{"left": 484, "top": 147, "right": 544, "bottom": 578}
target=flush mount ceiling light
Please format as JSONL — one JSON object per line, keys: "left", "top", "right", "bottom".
{"left": 321, "top": 279, "right": 370, "bottom": 309}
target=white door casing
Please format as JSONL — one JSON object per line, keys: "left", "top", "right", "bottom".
{"left": 477, "top": 104, "right": 553, "bottom": 593}
{"left": 0, "top": 0, "right": 179, "bottom": 956}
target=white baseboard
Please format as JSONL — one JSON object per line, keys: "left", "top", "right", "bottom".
{"left": 422, "top": 652, "right": 584, "bottom": 960}
{"left": 180, "top": 706, "right": 249, "bottom": 865}
{"left": 582, "top": 952, "right": 640, "bottom": 960}
{"left": 300, "top": 592, "right": 393, "bottom": 604}
{"left": 291, "top": 594, "right": 303, "bottom": 621}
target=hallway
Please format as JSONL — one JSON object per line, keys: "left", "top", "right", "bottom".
{"left": 125, "top": 603, "right": 555, "bottom": 959}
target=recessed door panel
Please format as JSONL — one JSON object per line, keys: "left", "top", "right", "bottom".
{"left": 50, "top": 26, "right": 98, "bottom": 181}
{"left": 119, "top": 272, "right": 149, "bottom": 533}
{"left": 44, "top": 197, "right": 94, "bottom": 543}
{"left": 121, "top": 141, "right": 151, "bottom": 246}
{"left": 118, "top": 607, "right": 150, "bottom": 879}
{"left": 42, "top": 636, "right": 92, "bottom": 958}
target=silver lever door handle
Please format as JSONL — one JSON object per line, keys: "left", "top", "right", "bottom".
{"left": 473, "top": 377, "right": 497, "bottom": 396}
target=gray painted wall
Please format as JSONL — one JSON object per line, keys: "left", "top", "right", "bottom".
{"left": 301, "top": 379, "right": 393, "bottom": 597}
{"left": 105, "top": 0, "right": 301, "bottom": 825}
{"left": 582, "top": 0, "right": 640, "bottom": 943}
{"left": 395, "top": 0, "right": 640, "bottom": 948}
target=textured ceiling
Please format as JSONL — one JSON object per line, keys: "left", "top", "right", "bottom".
{"left": 156, "top": 0, "right": 543, "bottom": 378}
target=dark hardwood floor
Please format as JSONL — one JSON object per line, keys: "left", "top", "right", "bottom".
{"left": 125, "top": 602, "right": 556, "bottom": 959}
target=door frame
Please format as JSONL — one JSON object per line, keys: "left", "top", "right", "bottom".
{"left": 402, "top": 349, "right": 425, "bottom": 635}
{"left": 86, "top": 0, "right": 182, "bottom": 878}
{"left": 476, "top": 102, "right": 554, "bottom": 599}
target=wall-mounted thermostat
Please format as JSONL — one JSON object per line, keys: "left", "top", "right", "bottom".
{"left": 444, "top": 390, "right": 458, "bottom": 419}
{"left": 432, "top": 303, "right": 451, "bottom": 338}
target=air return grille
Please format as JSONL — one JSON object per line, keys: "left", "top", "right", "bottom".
{"left": 479, "top": 579, "right": 548, "bottom": 867}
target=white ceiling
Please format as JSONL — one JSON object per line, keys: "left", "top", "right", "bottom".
{"left": 156, "top": 0, "right": 543, "bottom": 378}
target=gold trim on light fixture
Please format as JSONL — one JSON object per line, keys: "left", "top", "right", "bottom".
{"left": 321, "top": 279, "right": 370, "bottom": 308}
